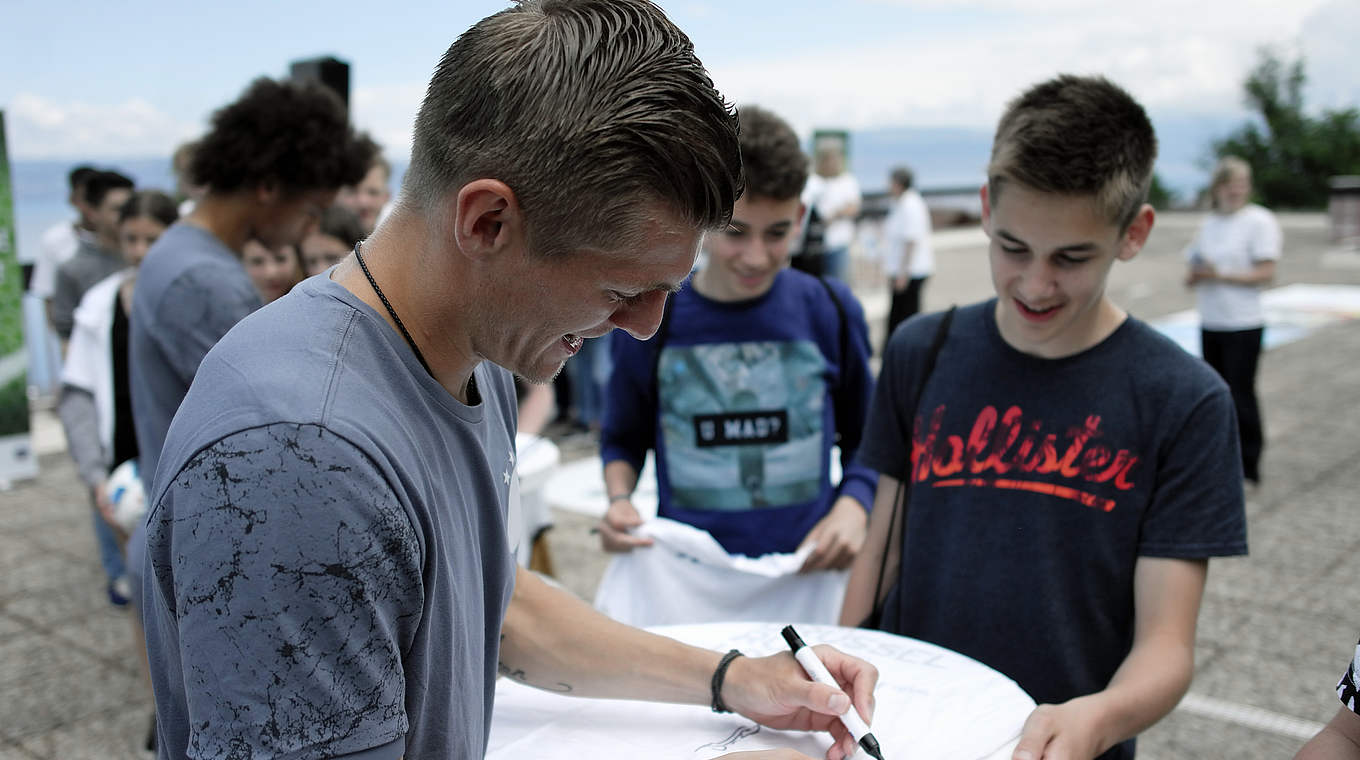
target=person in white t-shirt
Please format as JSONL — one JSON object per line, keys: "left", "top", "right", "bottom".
{"left": 801, "top": 145, "right": 861, "bottom": 281}
{"left": 1185, "top": 155, "right": 1281, "bottom": 484}
{"left": 880, "top": 165, "right": 934, "bottom": 345}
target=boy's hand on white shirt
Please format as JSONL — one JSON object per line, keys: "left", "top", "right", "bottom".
{"left": 798, "top": 496, "right": 867, "bottom": 572}
{"left": 597, "top": 497, "right": 654, "bottom": 553}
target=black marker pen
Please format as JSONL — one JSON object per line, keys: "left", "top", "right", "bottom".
{"left": 781, "top": 625, "right": 886, "bottom": 760}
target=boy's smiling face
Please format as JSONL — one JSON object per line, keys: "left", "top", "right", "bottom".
{"left": 982, "top": 180, "right": 1153, "bottom": 358}
{"left": 698, "top": 194, "right": 803, "bottom": 302}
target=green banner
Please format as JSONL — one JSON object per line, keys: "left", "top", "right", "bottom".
{"left": 0, "top": 110, "right": 37, "bottom": 486}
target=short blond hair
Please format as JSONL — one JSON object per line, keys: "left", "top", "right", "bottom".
{"left": 1213, "top": 156, "right": 1251, "bottom": 193}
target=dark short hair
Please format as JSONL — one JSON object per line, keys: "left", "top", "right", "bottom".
{"left": 68, "top": 165, "right": 98, "bottom": 191}
{"left": 119, "top": 190, "right": 179, "bottom": 228}
{"left": 191, "top": 77, "right": 375, "bottom": 196}
{"left": 736, "top": 105, "right": 806, "bottom": 202}
{"left": 988, "top": 75, "right": 1157, "bottom": 229}
{"left": 317, "top": 204, "right": 365, "bottom": 249}
{"left": 405, "top": 0, "right": 742, "bottom": 256}
{"left": 84, "top": 170, "right": 134, "bottom": 207}
{"left": 890, "top": 166, "right": 914, "bottom": 191}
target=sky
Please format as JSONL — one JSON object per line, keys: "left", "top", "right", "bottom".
{"left": 2, "top": 0, "right": 1358, "bottom": 191}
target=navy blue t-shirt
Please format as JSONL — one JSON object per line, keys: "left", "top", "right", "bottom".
{"left": 860, "top": 300, "right": 1248, "bottom": 760}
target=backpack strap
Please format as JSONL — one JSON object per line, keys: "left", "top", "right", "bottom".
{"left": 863, "top": 304, "right": 956, "bottom": 629}
{"left": 816, "top": 276, "right": 852, "bottom": 445}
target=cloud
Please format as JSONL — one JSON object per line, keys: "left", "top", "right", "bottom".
{"left": 351, "top": 82, "right": 426, "bottom": 163}
{"left": 6, "top": 83, "right": 429, "bottom": 165}
{"left": 708, "top": 0, "right": 1338, "bottom": 135}
{"left": 5, "top": 94, "right": 199, "bottom": 159}
{"left": 1299, "top": 0, "right": 1360, "bottom": 112}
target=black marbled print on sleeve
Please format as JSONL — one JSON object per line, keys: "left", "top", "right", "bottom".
{"left": 159, "top": 423, "right": 421, "bottom": 759}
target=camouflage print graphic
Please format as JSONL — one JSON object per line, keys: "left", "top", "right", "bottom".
{"left": 658, "top": 339, "right": 826, "bottom": 511}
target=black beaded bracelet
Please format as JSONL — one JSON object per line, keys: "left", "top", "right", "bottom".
{"left": 710, "top": 649, "right": 744, "bottom": 713}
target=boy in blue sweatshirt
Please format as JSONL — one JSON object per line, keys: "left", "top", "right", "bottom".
{"left": 598, "top": 105, "right": 876, "bottom": 569}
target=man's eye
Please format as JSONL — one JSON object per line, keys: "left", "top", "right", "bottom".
{"left": 1001, "top": 246, "right": 1027, "bottom": 255}
{"left": 1056, "top": 255, "right": 1090, "bottom": 267}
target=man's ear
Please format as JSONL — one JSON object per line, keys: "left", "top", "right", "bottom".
{"left": 1117, "top": 203, "right": 1156, "bottom": 262}
{"left": 453, "top": 179, "right": 520, "bottom": 261}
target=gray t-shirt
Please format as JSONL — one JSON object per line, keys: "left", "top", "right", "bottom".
{"left": 51, "top": 239, "right": 126, "bottom": 339}
{"left": 141, "top": 274, "right": 520, "bottom": 759}
{"left": 130, "top": 222, "right": 262, "bottom": 486}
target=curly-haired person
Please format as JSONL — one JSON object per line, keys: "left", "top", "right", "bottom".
{"left": 129, "top": 77, "right": 374, "bottom": 492}
{"left": 125, "top": 78, "right": 373, "bottom": 639}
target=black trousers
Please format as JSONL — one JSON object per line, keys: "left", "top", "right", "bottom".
{"left": 885, "top": 276, "right": 927, "bottom": 348}
{"left": 1201, "top": 327, "right": 1264, "bottom": 482}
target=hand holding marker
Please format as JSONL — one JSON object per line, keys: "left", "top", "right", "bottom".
{"left": 781, "top": 625, "right": 886, "bottom": 760}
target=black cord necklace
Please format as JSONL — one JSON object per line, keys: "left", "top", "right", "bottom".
{"left": 353, "top": 241, "right": 433, "bottom": 376}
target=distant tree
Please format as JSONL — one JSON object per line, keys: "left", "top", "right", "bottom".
{"left": 1147, "top": 173, "right": 1176, "bottom": 210}
{"left": 1210, "top": 49, "right": 1360, "bottom": 209}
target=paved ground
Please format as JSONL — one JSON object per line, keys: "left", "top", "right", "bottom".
{"left": 2, "top": 211, "right": 1358, "bottom": 758}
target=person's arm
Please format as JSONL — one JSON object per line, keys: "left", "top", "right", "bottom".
{"left": 1297, "top": 707, "right": 1360, "bottom": 759}
{"left": 146, "top": 424, "right": 415, "bottom": 760}
{"left": 1010, "top": 556, "right": 1206, "bottom": 759}
{"left": 50, "top": 266, "right": 79, "bottom": 346}
{"left": 836, "top": 312, "right": 925, "bottom": 624}
{"left": 894, "top": 196, "right": 923, "bottom": 289}
{"left": 1220, "top": 259, "right": 1276, "bottom": 286}
{"left": 893, "top": 241, "right": 916, "bottom": 290}
{"left": 56, "top": 385, "right": 107, "bottom": 492}
{"left": 832, "top": 201, "right": 860, "bottom": 222}
{"left": 500, "top": 566, "right": 876, "bottom": 760}
{"left": 837, "top": 474, "right": 902, "bottom": 625}
{"left": 67, "top": 380, "right": 120, "bottom": 527}
{"left": 830, "top": 175, "right": 862, "bottom": 222}
{"left": 802, "top": 285, "right": 876, "bottom": 572}
{"left": 598, "top": 457, "right": 653, "bottom": 551}
{"left": 597, "top": 330, "right": 660, "bottom": 551}
{"left": 798, "top": 495, "right": 868, "bottom": 572}
{"left": 1187, "top": 259, "right": 1276, "bottom": 287}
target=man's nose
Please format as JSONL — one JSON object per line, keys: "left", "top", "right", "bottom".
{"left": 610, "top": 290, "right": 670, "bottom": 341}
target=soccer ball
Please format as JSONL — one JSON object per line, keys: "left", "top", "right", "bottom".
{"left": 106, "top": 459, "right": 147, "bottom": 533}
